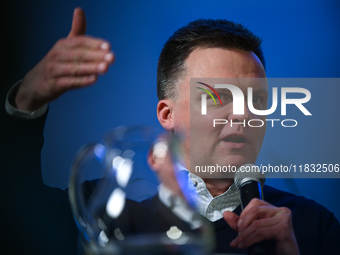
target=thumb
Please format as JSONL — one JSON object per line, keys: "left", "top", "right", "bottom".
{"left": 68, "top": 7, "right": 86, "bottom": 37}
{"left": 223, "top": 211, "right": 239, "bottom": 231}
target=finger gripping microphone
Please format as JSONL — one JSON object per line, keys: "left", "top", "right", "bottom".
{"left": 234, "top": 164, "right": 269, "bottom": 255}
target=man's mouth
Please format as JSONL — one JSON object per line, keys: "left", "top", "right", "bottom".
{"left": 222, "top": 134, "right": 247, "bottom": 149}
{"left": 223, "top": 135, "right": 246, "bottom": 143}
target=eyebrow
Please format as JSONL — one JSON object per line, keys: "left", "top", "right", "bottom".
{"left": 251, "top": 88, "right": 268, "bottom": 95}
{"left": 213, "top": 87, "right": 269, "bottom": 96}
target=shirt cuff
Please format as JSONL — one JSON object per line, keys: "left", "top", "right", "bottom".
{"left": 5, "top": 80, "right": 48, "bottom": 119}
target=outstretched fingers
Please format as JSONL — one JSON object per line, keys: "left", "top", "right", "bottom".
{"left": 15, "top": 8, "right": 115, "bottom": 112}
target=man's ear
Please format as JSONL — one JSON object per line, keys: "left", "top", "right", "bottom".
{"left": 157, "top": 99, "right": 175, "bottom": 131}
{"left": 147, "top": 148, "right": 159, "bottom": 174}
{"left": 147, "top": 145, "right": 166, "bottom": 174}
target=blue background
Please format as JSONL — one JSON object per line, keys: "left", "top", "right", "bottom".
{"left": 1, "top": 0, "right": 339, "bottom": 220}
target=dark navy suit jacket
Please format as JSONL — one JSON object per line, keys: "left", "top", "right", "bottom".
{"left": 1, "top": 105, "right": 340, "bottom": 255}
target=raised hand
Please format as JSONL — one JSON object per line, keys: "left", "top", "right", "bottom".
{"left": 223, "top": 198, "right": 300, "bottom": 255}
{"left": 15, "top": 8, "right": 114, "bottom": 112}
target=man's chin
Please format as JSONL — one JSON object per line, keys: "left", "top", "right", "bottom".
{"left": 221, "top": 156, "right": 256, "bottom": 169}
{"left": 189, "top": 157, "right": 255, "bottom": 179}
{"left": 189, "top": 164, "right": 239, "bottom": 179}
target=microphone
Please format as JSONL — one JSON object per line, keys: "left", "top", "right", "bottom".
{"left": 234, "top": 164, "right": 269, "bottom": 255}
{"left": 234, "top": 164, "right": 265, "bottom": 209}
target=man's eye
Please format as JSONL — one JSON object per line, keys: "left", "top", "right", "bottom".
{"left": 253, "top": 96, "right": 262, "bottom": 104}
{"left": 207, "top": 93, "right": 231, "bottom": 105}
{"left": 207, "top": 94, "right": 219, "bottom": 103}
{"left": 251, "top": 95, "right": 267, "bottom": 110}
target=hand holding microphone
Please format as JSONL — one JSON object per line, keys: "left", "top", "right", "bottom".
{"left": 223, "top": 164, "right": 300, "bottom": 255}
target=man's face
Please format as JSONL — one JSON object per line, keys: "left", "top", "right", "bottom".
{"left": 172, "top": 47, "right": 267, "bottom": 178}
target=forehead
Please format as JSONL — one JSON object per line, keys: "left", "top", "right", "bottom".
{"left": 174, "top": 47, "right": 267, "bottom": 103}
{"left": 184, "top": 47, "right": 266, "bottom": 79}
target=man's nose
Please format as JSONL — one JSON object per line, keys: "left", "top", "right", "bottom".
{"left": 227, "top": 100, "right": 251, "bottom": 123}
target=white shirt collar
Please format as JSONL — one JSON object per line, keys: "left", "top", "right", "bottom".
{"left": 159, "top": 167, "right": 240, "bottom": 222}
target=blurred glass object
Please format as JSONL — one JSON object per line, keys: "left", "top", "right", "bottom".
{"left": 69, "top": 126, "right": 214, "bottom": 255}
